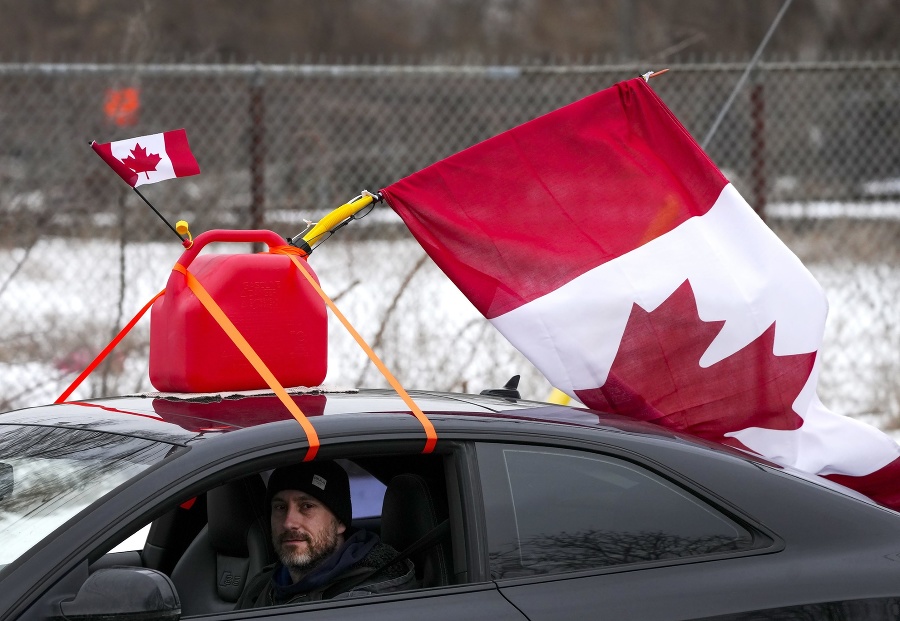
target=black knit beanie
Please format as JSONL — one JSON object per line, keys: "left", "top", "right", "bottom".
{"left": 265, "top": 461, "right": 352, "bottom": 527}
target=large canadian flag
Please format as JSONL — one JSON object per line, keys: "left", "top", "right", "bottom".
{"left": 91, "top": 128, "right": 200, "bottom": 187}
{"left": 382, "top": 77, "right": 900, "bottom": 509}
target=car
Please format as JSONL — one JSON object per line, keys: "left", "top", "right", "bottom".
{"left": 2, "top": 387, "right": 900, "bottom": 621}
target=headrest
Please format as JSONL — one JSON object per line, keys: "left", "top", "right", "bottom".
{"left": 381, "top": 473, "right": 447, "bottom": 550}
{"left": 207, "top": 475, "right": 267, "bottom": 557}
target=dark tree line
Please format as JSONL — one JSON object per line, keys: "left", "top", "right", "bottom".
{"left": 2, "top": 0, "right": 897, "bottom": 64}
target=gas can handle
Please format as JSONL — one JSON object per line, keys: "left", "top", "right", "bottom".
{"left": 176, "top": 229, "right": 288, "bottom": 269}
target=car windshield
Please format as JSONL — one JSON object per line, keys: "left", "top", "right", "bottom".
{"left": 0, "top": 424, "right": 174, "bottom": 569}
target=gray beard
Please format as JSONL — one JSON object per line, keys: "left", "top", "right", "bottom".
{"left": 275, "top": 521, "right": 341, "bottom": 573}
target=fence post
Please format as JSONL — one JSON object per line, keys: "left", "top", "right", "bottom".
{"left": 750, "top": 76, "right": 767, "bottom": 220}
{"left": 249, "top": 66, "right": 266, "bottom": 250}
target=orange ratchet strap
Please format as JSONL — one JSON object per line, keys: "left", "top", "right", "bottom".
{"left": 270, "top": 246, "right": 438, "bottom": 454}
{"left": 172, "top": 263, "right": 320, "bottom": 461}
{"left": 56, "top": 289, "right": 165, "bottom": 404}
{"left": 55, "top": 246, "right": 435, "bottom": 458}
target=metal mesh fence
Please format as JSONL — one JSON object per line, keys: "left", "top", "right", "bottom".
{"left": 1, "top": 57, "right": 898, "bottom": 425}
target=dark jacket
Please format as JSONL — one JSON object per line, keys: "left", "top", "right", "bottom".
{"left": 236, "top": 529, "right": 415, "bottom": 608}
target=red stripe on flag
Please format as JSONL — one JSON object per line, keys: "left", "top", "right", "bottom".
{"left": 91, "top": 140, "right": 139, "bottom": 187}
{"left": 825, "top": 457, "right": 900, "bottom": 510}
{"left": 382, "top": 78, "right": 727, "bottom": 319}
{"left": 163, "top": 128, "right": 201, "bottom": 178}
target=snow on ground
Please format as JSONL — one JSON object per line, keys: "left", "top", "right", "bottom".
{"left": 767, "top": 200, "right": 900, "bottom": 220}
{"left": 810, "top": 259, "right": 900, "bottom": 423}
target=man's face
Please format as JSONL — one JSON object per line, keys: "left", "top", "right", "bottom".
{"left": 271, "top": 490, "right": 346, "bottom": 573}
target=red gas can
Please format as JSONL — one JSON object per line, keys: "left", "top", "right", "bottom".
{"left": 149, "top": 229, "right": 327, "bottom": 393}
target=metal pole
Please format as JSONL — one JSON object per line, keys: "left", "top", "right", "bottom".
{"left": 249, "top": 66, "right": 266, "bottom": 252}
{"left": 750, "top": 79, "right": 767, "bottom": 219}
{"left": 701, "top": 0, "right": 793, "bottom": 150}
{"left": 132, "top": 187, "right": 184, "bottom": 242}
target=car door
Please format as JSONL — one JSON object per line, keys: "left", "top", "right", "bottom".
{"left": 195, "top": 444, "right": 527, "bottom": 621}
{"left": 11, "top": 435, "right": 528, "bottom": 621}
{"left": 475, "top": 439, "right": 900, "bottom": 620}
{"left": 474, "top": 441, "right": 797, "bottom": 620}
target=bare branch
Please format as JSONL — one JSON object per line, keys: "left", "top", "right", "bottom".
{"left": 355, "top": 252, "right": 429, "bottom": 386}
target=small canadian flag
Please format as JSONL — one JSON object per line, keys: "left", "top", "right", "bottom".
{"left": 91, "top": 128, "right": 200, "bottom": 187}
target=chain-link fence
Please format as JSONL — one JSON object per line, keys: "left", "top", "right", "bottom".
{"left": 1, "top": 56, "right": 898, "bottom": 425}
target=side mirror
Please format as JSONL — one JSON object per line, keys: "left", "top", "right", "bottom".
{"left": 58, "top": 567, "right": 180, "bottom": 621}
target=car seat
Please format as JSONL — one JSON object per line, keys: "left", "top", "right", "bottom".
{"left": 380, "top": 473, "right": 452, "bottom": 587}
{"left": 170, "top": 475, "right": 271, "bottom": 615}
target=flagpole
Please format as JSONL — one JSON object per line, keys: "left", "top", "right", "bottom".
{"left": 131, "top": 186, "right": 186, "bottom": 243}
{"left": 701, "top": 0, "right": 794, "bottom": 149}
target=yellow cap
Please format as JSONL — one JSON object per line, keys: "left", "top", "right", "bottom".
{"left": 175, "top": 220, "right": 193, "bottom": 248}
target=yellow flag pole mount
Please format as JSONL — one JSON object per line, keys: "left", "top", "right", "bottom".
{"left": 547, "top": 388, "right": 572, "bottom": 406}
{"left": 289, "top": 191, "right": 381, "bottom": 257}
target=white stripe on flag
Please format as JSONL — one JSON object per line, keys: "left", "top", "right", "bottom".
{"left": 729, "top": 392, "right": 900, "bottom": 477}
{"left": 109, "top": 133, "right": 177, "bottom": 187}
{"left": 491, "top": 184, "right": 825, "bottom": 391}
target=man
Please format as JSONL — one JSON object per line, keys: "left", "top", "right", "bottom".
{"left": 236, "top": 461, "right": 415, "bottom": 608}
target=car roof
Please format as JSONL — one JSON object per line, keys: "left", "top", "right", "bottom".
{"left": 0, "top": 387, "right": 709, "bottom": 449}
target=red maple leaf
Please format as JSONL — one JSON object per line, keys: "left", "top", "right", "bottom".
{"left": 120, "top": 143, "right": 162, "bottom": 180}
{"left": 575, "top": 280, "right": 816, "bottom": 451}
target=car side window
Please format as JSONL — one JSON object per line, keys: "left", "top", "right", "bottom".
{"left": 341, "top": 459, "right": 387, "bottom": 519}
{"left": 476, "top": 443, "right": 755, "bottom": 579}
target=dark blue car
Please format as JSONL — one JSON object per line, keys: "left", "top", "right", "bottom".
{"left": 2, "top": 388, "right": 900, "bottom": 621}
